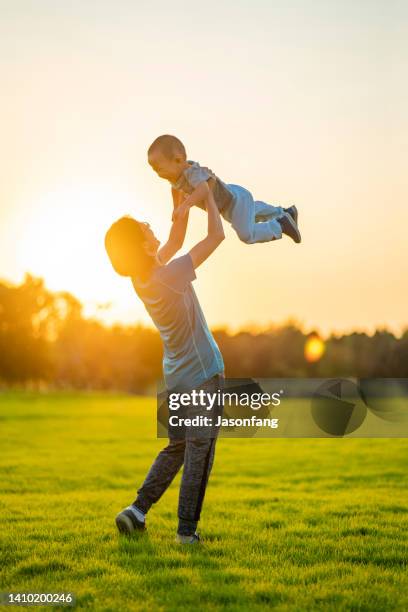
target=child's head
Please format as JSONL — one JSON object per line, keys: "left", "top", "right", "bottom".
{"left": 147, "top": 134, "right": 187, "bottom": 183}
{"left": 105, "top": 216, "right": 160, "bottom": 280}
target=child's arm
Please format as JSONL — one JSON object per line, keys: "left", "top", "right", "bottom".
{"left": 173, "top": 178, "right": 216, "bottom": 220}
{"left": 157, "top": 195, "right": 190, "bottom": 266}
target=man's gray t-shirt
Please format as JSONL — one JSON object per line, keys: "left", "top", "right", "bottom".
{"left": 132, "top": 254, "right": 224, "bottom": 391}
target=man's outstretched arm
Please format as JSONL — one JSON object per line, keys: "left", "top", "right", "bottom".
{"left": 189, "top": 182, "right": 225, "bottom": 269}
{"left": 173, "top": 178, "right": 216, "bottom": 220}
{"left": 157, "top": 190, "right": 190, "bottom": 265}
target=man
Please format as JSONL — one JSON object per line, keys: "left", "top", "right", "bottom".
{"left": 104, "top": 181, "right": 225, "bottom": 543}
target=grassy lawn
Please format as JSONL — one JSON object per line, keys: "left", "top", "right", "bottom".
{"left": 0, "top": 392, "right": 407, "bottom": 611}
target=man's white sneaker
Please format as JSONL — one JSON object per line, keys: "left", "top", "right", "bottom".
{"left": 175, "top": 532, "right": 201, "bottom": 544}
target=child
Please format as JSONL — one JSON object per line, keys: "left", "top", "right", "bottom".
{"left": 147, "top": 134, "right": 301, "bottom": 245}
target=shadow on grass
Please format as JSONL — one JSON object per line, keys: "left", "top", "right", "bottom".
{"left": 114, "top": 530, "right": 274, "bottom": 608}
{"left": 115, "top": 530, "right": 221, "bottom": 567}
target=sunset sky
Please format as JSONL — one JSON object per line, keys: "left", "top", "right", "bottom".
{"left": 1, "top": 0, "right": 407, "bottom": 336}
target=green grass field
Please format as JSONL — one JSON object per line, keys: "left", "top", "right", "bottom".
{"left": 0, "top": 392, "right": 407, "bottom": 611}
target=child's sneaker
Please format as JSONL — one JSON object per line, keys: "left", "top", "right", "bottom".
{"left": 284, "top": 205, "right": 298, "bottom": 225}
{"left": 176, "top": 532, "right": 201, "bottom": 544}
{"left": 115, "top": 504, "right": 146, "bottom": 535}
{"left": 278, "top": 212, "right": 301, "bottom": 243}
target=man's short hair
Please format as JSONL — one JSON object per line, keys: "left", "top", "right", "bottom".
{"left": 147, "top": 135, "right": 186, "bottom": 160}
{"left": 105, "top": 216, "right": 155, "bottom": 280}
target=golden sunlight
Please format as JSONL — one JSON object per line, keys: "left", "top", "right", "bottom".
{"left": 304, "top": 334, "right": 325, "bottom": 363}
{"left": 17, "top": 185, "right": 139, "bottom": 297}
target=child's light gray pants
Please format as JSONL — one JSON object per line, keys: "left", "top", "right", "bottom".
{"left": 224, "top": 183, "right": 284, "bottom": 243}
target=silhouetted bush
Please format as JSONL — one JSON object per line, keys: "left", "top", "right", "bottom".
{"left": 0, "top": 275, "right": 406, "bottom": 392}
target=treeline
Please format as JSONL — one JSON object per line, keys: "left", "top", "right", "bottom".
{"left": 0, "top": 274, "right": 407, "bottom": 392}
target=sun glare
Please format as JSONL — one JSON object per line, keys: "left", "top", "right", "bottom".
{"left": 18, "top": 185, "right": 139, "bottom": 302}
{"left": 304, "top": 334, "right": 325, "bottom": 363}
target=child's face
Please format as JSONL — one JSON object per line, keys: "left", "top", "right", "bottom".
{"left": 148, "top": 150, "right": 185, "bottom": 183}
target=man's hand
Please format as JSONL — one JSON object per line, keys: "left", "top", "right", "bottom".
{"left": 172, "top": 181, "right": 210, "bottom": 221}
{"left": 172, "top": 200, "right": 192, "bottom": 222}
